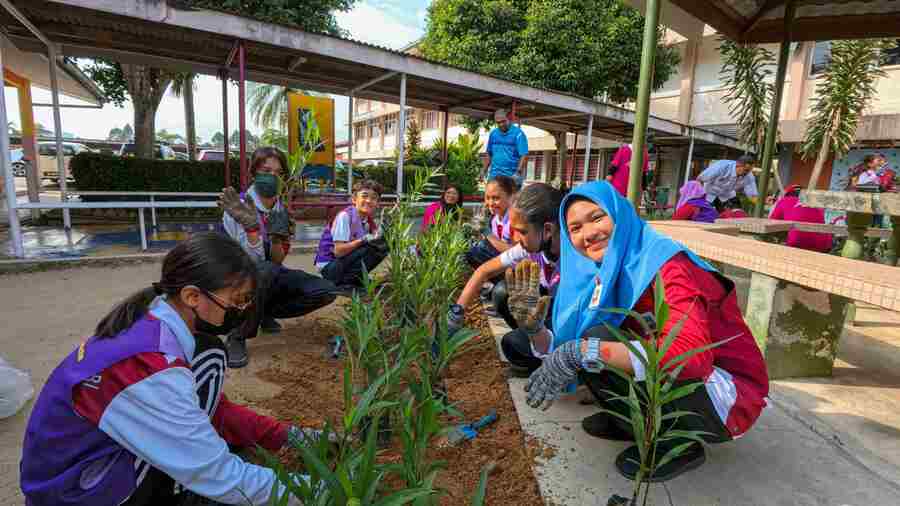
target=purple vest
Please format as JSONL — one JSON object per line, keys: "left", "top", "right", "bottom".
{"left": 314, "top": 206, "right": 369, "bottom": 265}
{"left": 688, "top": 197, "right": 719, "bottom": 223}
{"left": 20, "top": 317, "right": 182, "bottom": 506}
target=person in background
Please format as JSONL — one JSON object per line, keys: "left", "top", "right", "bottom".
{"left": 605, "top": 143, "right": 649, "bottom": 197}
{"left": 450, "top": 183, "right": 563, "bottom": 375}
{"left": 315, "top": 179, "right": 389, "bottom": 290}
{"left": 220, "top": 147, "right": 337, "bottom": 368}
{"left": 422, "top": 184, "right": 464, "bottom": 232}
{"left": 20, "top": 234, "right": 310, "bottom": 506}
{"left": 697, "top": 155, "right": 758, "bottom": 211}
{"left": 672, "top": 181, "right": 719, "bottom": 223}
{"left": 718, "top": 197, "right": 749, "bottom": 219}
{"left": 769, "top": 184, "right": 833, "bottom": 253}
{"left": 523, "top": 181, "right": 768, "bottom": 482}
{"left": 464, "top": 175, "right": 517, "bottom": 270}
{"left": 483, "top": 108, "right": 529, "bottom": 188}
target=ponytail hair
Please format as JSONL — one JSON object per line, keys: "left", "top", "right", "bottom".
{"left": 95, "top": 232, "right": 257, "bottom": 338}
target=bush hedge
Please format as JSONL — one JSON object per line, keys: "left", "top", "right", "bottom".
{"left": 70, "top": 153, "right": 238, "bottom": 201}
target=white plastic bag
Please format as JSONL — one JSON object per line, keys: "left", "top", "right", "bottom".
{"left": 0, "top": 355, "right": 34, "bottom": 419}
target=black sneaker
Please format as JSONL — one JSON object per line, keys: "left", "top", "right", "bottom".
{"left": 507, "top": 364, "right": 533, "bottom": 378}
{"left": 260, "top": 316, "right": 282, "bottom": 334}
{"left": 615, "top": 441, "right": 706, "bottom": 483}
{"left": 226, "top": 336, "right": 249, "bottom": 369}
{"left": 581, "top": 412, "right": 634, "bottom": 441}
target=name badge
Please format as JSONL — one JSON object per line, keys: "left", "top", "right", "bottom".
{"left": 589, "top": 276, "right": 603, "bottom": 309}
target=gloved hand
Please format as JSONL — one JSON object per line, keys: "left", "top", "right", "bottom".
{"left": 469, "top": 205, "right": 491, "bottom": 236}
{"left": 525, "top": 339, "right": 583, "bottom": 410}
{"left": 506, "top": 260, "right": 552, "bottom": 338}
{"left": 288, "top": 425, "right": 339, "bottom": 445}
{"left": 447, "top": 303, "right": 465, "bottom": 336}
{"left": 267, "top": 209, "right": 292, "bottom": 243}
{"left": 218, "top": 187, "right": 259, "bottom": 230}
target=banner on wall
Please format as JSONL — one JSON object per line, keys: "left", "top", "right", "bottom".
{"left": 288, "top": 93, "right": 335, "bottom": 178}
{"left": 825, "top": 148, "right": 899, "bottom": 224}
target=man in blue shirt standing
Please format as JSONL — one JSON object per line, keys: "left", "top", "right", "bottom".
{"left": 484, "top": 108, "right": 529, "bottom": 188}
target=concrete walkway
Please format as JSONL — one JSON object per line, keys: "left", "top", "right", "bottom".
{"left": 487, "top": 310, "right": 900, "bottom": 505}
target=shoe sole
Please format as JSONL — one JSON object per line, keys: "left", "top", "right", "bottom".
{"left": 581, "top": 419, "right": 635, "bottom": 442}
{"left": 228, "top": 358, "right": 249, "bottom": 369}
{"left": 615, "top": 447, "right": 706, "bottom": 483}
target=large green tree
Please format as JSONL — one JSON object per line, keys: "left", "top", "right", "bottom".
{"left": 78, "top": 0, "right": 356, "bottom": 158}
{"left": 421, "top": 0, "right": 679, "bottom": 105}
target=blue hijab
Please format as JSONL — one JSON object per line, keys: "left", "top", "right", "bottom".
{"left": 551, "top": 182, "right": 715, "bottom": 351}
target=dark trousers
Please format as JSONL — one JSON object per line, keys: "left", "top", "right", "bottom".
{"left": 579, "top": 325, "right": 731, "bottom": 443}
{"left": 491, "top": 280, "right": 517, "bottom": 329}
{"left": 465, "top": 239, "right": 501, "bottom": 271}
{"left": 321, "top": 241, "right": 388, "bottom": 287}
{"left": 238, "top": 262, "right": 336, "bottom": 341}
{"left": 123, "top": 467, "right": 228, "bottom": 506}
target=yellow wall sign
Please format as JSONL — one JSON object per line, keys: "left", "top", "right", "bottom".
{"left": 288, "top": 93, "right": 335, "bottom": 168}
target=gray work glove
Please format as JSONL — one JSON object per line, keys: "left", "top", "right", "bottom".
{"left": 506, "top": 260, "right": 552, "bottom": 338}
{"left": 470, "top": 205, "right": 491, "bottom": 236}
{"left": 218, "top": 187, "right": 259, "bottom": 230}
{"left": 447, "top": 303, "right": 465, "bottom": 337}
{"left": 267, "top": 209, "right": 292, "bottom": 242}
{"left": 525, "top": 340, "right": 583, "bottom": 410}
{"left": 288, "top": 425, "right": 339, "bottom": 446}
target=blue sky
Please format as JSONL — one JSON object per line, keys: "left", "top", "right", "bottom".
{"left": 4, "top": 0, "right": 431, "bottom": 143}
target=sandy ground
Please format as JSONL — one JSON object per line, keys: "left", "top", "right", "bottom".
{"left": 0, "top": 255, "right": 322, "bottom": 505}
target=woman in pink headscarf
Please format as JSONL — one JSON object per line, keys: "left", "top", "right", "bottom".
{"left": 606, "top": 143, "right": 650, "bottom": 197}
{"left": 769, "top": 185, "right": 833, "bottom": 252}
{"left": 672, "top": 181, "right": 719, "bottom": 223}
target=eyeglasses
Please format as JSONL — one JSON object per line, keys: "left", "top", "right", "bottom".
{"left": 198, "top": 288, "right": 253, "bottom": 312}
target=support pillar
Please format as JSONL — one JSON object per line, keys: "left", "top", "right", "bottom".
{"left": 47, "top": 43, "right": 70, "bottom": 229}
{"left": 841, "top": 211, "right": 869, "bottom": 259}
{"left": 11, "top": 75, "right": 40, "bottom": 221}
{"left": 684, "top": 133, "right": 695, "bottom": 184}
{"left": 238, "top": 41, "right": 248, "bottom": 190}
{"left": 396, "top": 73, "right": 407, "bottom": 197}
{"left": 441, "top": 109, "right": 449, "bottom": 164}
{"left": 556, "top": 132, "right": 568, "bottom": 187}
{"left": 221, "top": 71, "right": 230, "bottom": 187}
{"left": 754, "top": 0, "right": 795, "bottom": 217}
{"left": 744, "top": 271, "right": 849, "bottom": 379}
{"left": 626, "top": 0, "right": 661, "bottom": 206}
{"left": 347, "top": 95, "right": 354, "bottom": 194}
{"left": 583, "top": 115, "right": 593, "bottom": 183}
{"left": 0, "top": 48, "right": 23, "bottom": 257}
{"left": 885, "top": 215, "right": 900, "bottom": 266}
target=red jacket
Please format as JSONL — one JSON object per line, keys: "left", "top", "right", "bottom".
{"left": 621, "top": 253, "right": 769, "bottom": 438}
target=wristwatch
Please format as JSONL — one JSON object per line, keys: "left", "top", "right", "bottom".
{"left": 582, "top": 338, "right": 605, "bottom": 373}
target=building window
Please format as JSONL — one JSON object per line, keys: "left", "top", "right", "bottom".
{"left": 354, "top": 124, "right": 366, "bottom": 140}
{"left": 810, "top": 41, "right": 831, "bottom": 76}
{"left": 368, "top": 119, "right": 381, "bottom": 139}
{"left": 424, "top": 111, "right": 438, "bottom": 130}
{"left": 385, "top": 114, "right": 398, "bottom": 137}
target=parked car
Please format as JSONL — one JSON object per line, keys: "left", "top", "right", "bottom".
{"left": 38, "top": 142, "right": 92, "bottom": 182}
{"left": 10, "top": 148, "right": 28, "bottom": 177}
{"left": 198, "top": 150, "right": 225, "bottom": 162}
{"left": 174, "top": 152, "right": 189, "bottom": 161}
{"left": 117, "top": 143, "right": 176, "bottom": 160}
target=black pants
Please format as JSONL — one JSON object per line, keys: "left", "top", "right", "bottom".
{"left": 579, "top": 325, "right": 731, "bottom": 443}
{"left": 465, "top": 239, "right": 501, "bottom": 271}
{"left": 491, "top": 280, "right": 517, "bottom": 329}
{"left": 123, "top": 467, "right": 229, "bottom": 506}
{"left": 238, "top": 262, "right": 336, "bottom": 340}
{"left": 321, "top": 241, "right": 388, "bottom": 287}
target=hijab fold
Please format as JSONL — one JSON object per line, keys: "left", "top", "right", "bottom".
{"left": 551, "top": 182, "right": 715, "bottom": 351}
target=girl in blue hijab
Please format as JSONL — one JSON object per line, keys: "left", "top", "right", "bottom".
{"left": 524, "top": 182, "right": 768, "bottom": 483}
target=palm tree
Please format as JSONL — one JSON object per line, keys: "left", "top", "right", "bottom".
{"left": 210, "top": 131, "right": 225, "bottom": 148}
{"left": 170, "top": 73, "right": 198, "bottom": 160}
{"left": 802, "top": 39, "right": 890, "bottom": 189}
{"left": 8, "top": 122, "right": 20, "bottom": 136}
{"left": 248, "top": 83, "right": 296, "bottom": 132}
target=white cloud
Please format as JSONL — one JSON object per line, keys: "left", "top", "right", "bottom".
{"left": 336, "top": 2, "right": 423, "bottom": 49}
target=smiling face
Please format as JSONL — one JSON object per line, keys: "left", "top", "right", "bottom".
{"left": 565, "top": 199, "right": 615, "bottom": 263}
{"left": 485, "top": 180, "right": 512, "bottom": 218}
{"left": 353, "top": 188, "right": 380, "bottom": 217}
{"left": 443, "top": 187, "right": 460, "bottom": 205}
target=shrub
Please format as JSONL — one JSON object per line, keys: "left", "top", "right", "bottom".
{"left": 70, "top": 152, "right": 238, "bottom": 200}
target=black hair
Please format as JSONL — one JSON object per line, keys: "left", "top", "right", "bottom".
{"left": 863, "top": 154, "right": 879, "bottom": 166}
{"left": 95, "top": 232, "right": 257, "bottom": 338}
{"left": 514, "top": 182, "right": 564, "bottom": 228}
{"left": 250, "top": 146, "right": 288, "bottom": 178}
{"left": 440, "top": 183, "right": 464, "bottom": 214}
{"left": 487, "top": 175, "right": 516, "bottom": 197}
{"left": 353, "top": 179, "right": 384, "bottom": 197}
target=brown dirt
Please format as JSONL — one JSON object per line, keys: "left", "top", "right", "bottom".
{"left": 246, "top": 300, "right": 544, "bottom": 506}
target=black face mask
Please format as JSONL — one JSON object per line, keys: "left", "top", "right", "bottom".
{"left": 254, "top": 173, "right": 279, "bottom": 199}
{"left": 193, "top": 290, "right": 248, "bottom": 335}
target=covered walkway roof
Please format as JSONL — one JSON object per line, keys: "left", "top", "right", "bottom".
{"left": 3, "top": 0, "right": 745, "bottom": 156}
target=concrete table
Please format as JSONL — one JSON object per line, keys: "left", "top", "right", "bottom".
{"left": 715, "top": 217, "right": 794, "bottom": 243}
{"left": 800, "top": 190, "right": 900, "bottom": 264}
{"left": 648, "top": 220, "right": 741, "bottom": 236}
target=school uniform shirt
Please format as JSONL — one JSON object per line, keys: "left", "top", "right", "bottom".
{"left": 222, "top": 185, "right": 291, "bottom": 263}
{"left": 499, "top": 244, "right": 559, "bottom": 296}
{"left": 618, "top": 253, "right": 769, "bottom": 438}
{"left": 486, "top": 124, "right": 529, "bottom": 178}
{"left": 490, "top": 211, "right": 512, "bottom": 244}
{"left": 33, "top": 297, "right": 289, "bottom": 505}
{"left": 698, "top": 160, "right": 759, "bottom": 203}
{"left": 315, "top": 206, "right": 375, "bottom": 269}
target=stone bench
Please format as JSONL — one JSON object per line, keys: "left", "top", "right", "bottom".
{"left": 787, "top": 222, "right": 892, "bottom": 240}
{"left": 648, "top": 220, "right": 741, "bottom": 236}
{"left": 654, "top": 225, "right": 900, "bottom": 379}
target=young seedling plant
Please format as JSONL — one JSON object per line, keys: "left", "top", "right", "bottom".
{"left": 601, "top": 274, "right": 731, "bottom": 506}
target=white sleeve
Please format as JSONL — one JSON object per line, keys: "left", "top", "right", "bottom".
{"left": 331, "top": 211, "right": 352, "bottom": 242}
{"left": 222, "top": 212, "right": 264, "bottom": 263}
{"left": 499, "top": 244, "right": 528, "bottom": 268}
{"left": 97, "top": 367, "right": 288, "bottom": 505}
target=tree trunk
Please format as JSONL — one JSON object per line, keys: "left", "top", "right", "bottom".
{"left": 183, "top": 75, "right": 197, "bottom": 161}
{"left": 120, "top": 64, "right": 173, "bottom": 159}
{"left": 807, "top": 131, "right": 832, "bottom": 190}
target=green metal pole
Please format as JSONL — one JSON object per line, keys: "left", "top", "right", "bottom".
{"left": 754, "top": 0, "right": 795, "bottom": 217}
{"left": 626, "top": 0, "right": 661, "bottom": 206}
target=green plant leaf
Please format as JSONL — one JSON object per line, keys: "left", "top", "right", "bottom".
{"left": 470, "top": 462, "right": 496, "bottom": 505}
{"left": 654, "top": 441, "right": 699, "bottom": 471}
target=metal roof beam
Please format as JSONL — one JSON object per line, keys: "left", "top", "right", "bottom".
{"left": 349, "top": 71, "right": 398, "bottom": 95}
